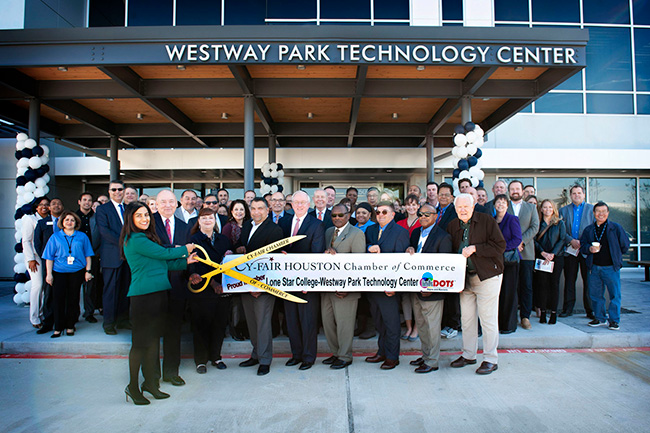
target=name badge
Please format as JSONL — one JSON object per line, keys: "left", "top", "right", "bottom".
{"left": 46, "top": 221, "right": 53, "bottom": 226}
{"left": 67, "top": 256, "right": 74, "bottom": 265}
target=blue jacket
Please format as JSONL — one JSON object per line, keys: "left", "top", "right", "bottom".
{"left": 579, "top": 220, "right": 630, "bottom": 272}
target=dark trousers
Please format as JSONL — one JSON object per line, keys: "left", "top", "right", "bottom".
{"left": 162, "top": 296, "right": 187, "bottom": 378}
{"left": 51, "top": 270, "right": 84, "bottom": 332}
{"left": 242, "top": 293, "right": 275, "bottom": 365}
{"left": 190, "top": 296, "right": 231, "bottom": 366}
{"left": 518, "top": 260, "right": 535, "bottom": 319}
{"left": 41, "top": 280, "right": 54, "bottom": 329}
{"left": 102, "top": 263, "right": 130, "bottom": 328}
{"left": 499, "top": 262, "right": 519, "bottom": 332}
{"left": 284, "top": 292, "right": 320, "bottom": 363}
{"left": 536, "top": 256, "right": 564, "bottom": 311}
{"left": 441, "top": 293, "right": 461, "bottom": 330}
{"left": 129, "top": 291, "right": 167, "bottom": 388}
{"left": 563, "top": 253, "right": 593, "bottom": 315}
{"left": 368, "top": 292, "right": 400, "bottom": 361}
{"left": 83, "top": 255, "right": 101, "bottom": 318}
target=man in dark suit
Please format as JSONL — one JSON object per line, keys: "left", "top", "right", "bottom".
{"left": 406, "top": 204, "right": 453, "bottom": 373}
{"left": 309, "top": 188, "right": 333, "bottom": 231}
{"left": 364, "top": 201, "right": 410, "bottom": 370}
{"left": 154, "top": 189, "right": 190, "bottom": 386}
{"left": 33, "top": 198, "right": 64, "bottom": 334}
{"left": 95, "top": 180, "right": 131, "bottom": 335}
{"left": 322, "top": 204, "right": 365, "bottom": 370}
{"left": 187, "top": 193, "right": 227, "bottom": 233}
{"left": 279, "top": 190, "right": 326, "bottom": 371}
{"left": 235, "top": 197, "right": 284, "bottom": 376}
{"left": 435, "top": 183, "right": 457, "bottom": 231}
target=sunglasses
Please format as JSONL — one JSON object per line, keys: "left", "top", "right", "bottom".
{"left": 377, "top": 209, "right": 391, "bottom": 215}
{"left": 417, "top": 212, "right": 436, "bottom": 218}
{"left": 110, "top": 188, "right": 124, "bottom": 192}
{"left": 331, "top": 213, "right": 347, "bottom": 218}
{"left": 204, "top": 201, "right": 218, "bottom": 205}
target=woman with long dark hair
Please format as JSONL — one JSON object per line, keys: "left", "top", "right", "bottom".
{"left": 120, "top": 202, "right": 196, "bottom": 405}
{"left": 221, "top": 199, "right": 251, "bottom": 245}
{"left": 188, "top": 208, "right": 233, "bottom": 373}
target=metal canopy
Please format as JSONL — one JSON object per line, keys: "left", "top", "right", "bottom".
{"left": 0, "top": 25, "right": 588, "bottom": 151}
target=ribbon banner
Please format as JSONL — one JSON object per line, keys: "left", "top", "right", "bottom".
{"left": 222, "top": 253, "right": 466, "bottom": 293}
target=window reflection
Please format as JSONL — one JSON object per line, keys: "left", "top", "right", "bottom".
{"left": 374, "top": 0, "right": 409, "bottom": 20}
{"left": 267, "top": 0, "right": 316, "bottom": 19}
{"left": 635, "top": 29, "right": 650, "bottom": 92}
{"left": 537, "top": 177, "right": 586, "bottom": 208}
{"left": 176, "top": 0, "right": 221, "bottom": 25}
{"left": 322, "top": 0, "right": 370, "bottom": 19}
{"left": 536, "top": 93, "right": 583, "bottom": 114}
{"left": 224, "top": 0, "right": 265, "bottom": 24}
{"left": 442, "top": 0, "right": 463, "bottom": 21}
{"left": 532, "top": 0, "right": 579, "bottom": 23}
{"left": 640, "top": 179, "right": 650, "bottom": 243}
{"left": 589, "top": 178, "right": 637, "bottom": 243}
{"left": 586, "top": 27, "right": 633, "bottom": 91}
{"left": 583, "top": 0, "right": 630, "bottom": 24}
{"left": 586, "top": 94, "right": 634, "bottom": 114}
{"left": 128, "top": 0, "right": 173, "bottom": 26}
{"left": 495, "top": 0, "right": 528, "bottom": 21}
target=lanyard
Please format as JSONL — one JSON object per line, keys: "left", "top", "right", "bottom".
{"left": 63, "top": 233, "right": 75, "bottom": 255}
{"left": 594, "top": 222, "right": 607, "bottom": 243}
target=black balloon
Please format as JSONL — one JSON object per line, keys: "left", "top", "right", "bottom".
{"left": 468, "top": 156, "right": 478, "bottom": 167}
{"left": 454, "top": 125, "right": 465, "bottom": 135}
{"left": 32, "top": 146, "right": 44, "bottom": 156}
{"left": 22, "top": 148, "right": 33, "bottom": 158}
{"left": 453, "top": 168, "right": 461, "bottom": 178}
{"left": 14, "top": 273, "right": 29, "bottom": 283}
{"left": 14, "top": 209, "right": 24, "bottom": 220}
{"left": 277, "top": 185, "right": 284, "bottom": 193}
{"left": 21, "top": 204, "right": 32, "bottom": 214}
{"left": 478, "top": 180, "right": 484, "bottom": 188}
{"left": 475, "top": 148, "right": 482, "bottom": 158}
{"left": 16, "top": 176, "right": 27, "bottom": 186}
{"left": 25, "top": 170, "right": 37, "bottom": 182}
{"left": 464, "top": 121, "right": 476, "bottom": 132}
{"left": 15, "top": 151, "right": 22, "bottom": 159}
{"left": 458, "top": 159, "right": 469, "bottom": 171}
{"left": 276, "top": 163, "right": 283, "bottom": 171}
{"left": 14, "top": 243, "right": 23, "bottom": 253}
{"left": 41, "top": 164, "right": 50, "bottom": 173}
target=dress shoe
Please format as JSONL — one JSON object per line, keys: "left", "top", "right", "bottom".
{"left": 36, "top": 326, "right": 52, "bottom": 335}
{"left": 116, "top": 321, "right": 132, "bottom": 330}
{"left": 539, "top": 310, "right": 547, "bottom": 324}
{"left": 450, "top": 356, "right": 477, "bottom": 368}
{"left": 365, "top": 354, "right": 386, "bottom": 363}
{"left": 66, "top": 328, "right": 75, "bottom": 336}
{"left": 559, "top": 311, "right": 572, "bottom": 318}
{"left": 239, "top": 358, "right": 259, "bottom": 367}
{"left": 285, "top": 358, "right": 302, "bottom": 367}
{"left": 298, "top": 361, "right": 314, "bottom": 370}
{"left": 380, "top": 359, "right": 399, "bottom": 370}
{"left": 500, "top": 329, "right": 516, "bottom": 335}
{"left": 414, "top": 364, "right": 438, "bottom": 373}
{"left": 104, "top": 325, "right": 117, "bottom": 335}
{"left": 521, "top": 318, "right": 532, "bottom": 330}
{"left": 125, "top": 385, "right": 150, "bottom": 405}
{"left": 141, "top": 383, "right": 170, "bottom": 399}
{"left": 212, "top": 360, "right": 227, "bottom": 370}
{"left": 85, "top": 315, "right": 98, "bottom": 323}
{"left": 330, "top": 359, "right": 351, "bottom": 370}
{"left": 358, "top": 330, "right": 376, "bottom": 340}
{"left": 50, "top": 331, "right": 62, "bottom": 339}
{"left": 162, "top": 375, "right": 186, "bottom": 386}
{"left": 257, "top": 365, "right": 270, "bottom": 376}
{"left": 409, "top": 357, "right": 424, "bottom": 366}
{"left": 549, "top": 312, "right": 557, "bottom": 325}
{"left": 322, "top": 355, "right": 338, "bottom": 365}
{"left": 476, "top": 361, "right": 498, "bottom": 375}
{"left": 196, "top": 364, "right": 207, "bottom": 374}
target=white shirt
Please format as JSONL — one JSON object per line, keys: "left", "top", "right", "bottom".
{"left": 161, "top": 215, "right": 176, "bottom": 243}
{"left": 21, "top": 213, "right": 43, "bottom": 263}
{"left": 334, "top": 222, "right": 349, "bottom": 238}
{"left": 291, "top": 214, "right": 306, "bottom": 235}
{"left": 416, "top": 233, "right": 429, "bottom": 253}
{"left": 181, "top": 207, "right": 197, "bottom": 223}
{"left": 111, "top": 199, "right": 125, "bottom": 225}
{"left": 314, "top": 207, "right": 327, "bottom": 221}
{"left": 512, "top": 201, "right": 523, "bottom": 217}
{"left": 248, "top": 219, "right": 262, "bottom": 241}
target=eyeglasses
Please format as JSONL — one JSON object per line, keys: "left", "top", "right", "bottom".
{"left": 417, "top": 212, "right": 436, "bottom": 218}
{"left": 204, "top": 201, "right": 218, "bottom": 205}
{"left": 438, "top": 193, "right": 453, "bottom": 198}
{"left": 377, "top": 209, "right": 391, "bottom": 215}
{"left": 331, "top": 213, "right": 347, "bottom": 218}
{"left": 110, "top": 188, "right": 124, "bottom": 192}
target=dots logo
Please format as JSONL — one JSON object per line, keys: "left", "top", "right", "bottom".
{"left": 419, "top": 272, "right": 454, "bottom": 290}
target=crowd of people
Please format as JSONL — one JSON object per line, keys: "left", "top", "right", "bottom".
{"left": 20, "top": 179, "right": 630, "bottom": 405}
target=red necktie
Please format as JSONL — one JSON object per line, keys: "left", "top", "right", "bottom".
{"left": 318, "top": 211, "right": 323, "bottom": 221}
{"left": 292, "top": 218, "right": 301, "bottom": 236}
{"left": 165, "top": 218, "right": 172, "bottom": 243}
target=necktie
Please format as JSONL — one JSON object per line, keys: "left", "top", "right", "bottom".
{"left": 165, "top": 218, "right": 172, "bottom": 243}
{"left": 318, "top": 211, "right": 323, "bottom": 221}
{"left": 292, "top": 218, "right": 301, "bottom": 236}
{"left": 273, "top": 214, "right": 278, "bottom": 224}
{"left": 378, "top": 227, "right": 383, "bottom": 240}
{"left": 331, "top": 228, "right": 339, "bottom": 248}
{"left": 53, "top": 217, "right": 59, "bottom": 232}
{"left": 417, "top": 240, "right": 423, "bottom": 253}
{"left": 118, "top": 204, "right": 124, "bottom": 222}
{"left": 435, "top": 211, "right": 443, "bottom": 226}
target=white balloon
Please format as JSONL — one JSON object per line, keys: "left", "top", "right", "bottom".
{"left": 16, "top": 186, "right": 26, "bottom": 195}
{"left": 41, "top": 144, "right": 49, "bottom": 156}
{"left": 35, "top": 178, "right": 46, "bottom": 188}
{"left": 17, "top": 197, "right": 26, "bottom": 207}
{"left": 277, "top": 177, "right": 284, "bottom": 186}
{"left": 270, "top": 169, "right": 278, "bottom": 178}
{"left": 466, "top": 131, "right": 477, "bottom": 143}
{"left": 474, "top": 125, "right": 484, "bottom": 138}
{"left": 454, "top": 188, "right": 461, "bottom": 197}
{"left": 42, "top": 185, "right": 50, "bottom": 195}
{"left": 14, "top": 219, "right": 22, "bottom": 230}
{"left": 24, "top": 280, "right": 32, "bottom": 292}
{"left": 29, "top": 156, "right": 42, "bottom": 169}
{"left": 17, "top": 166, "right": 28, "bottom": 176}
{"left": 24, "top": 138, "right": 37, "bottom": 149}
{"left": 471, "top": 177, "right": 479, "bottom": 187}
{"left": 466, "top": 143, "right": 478, "bottom": 156}
{"left": 16, "top": 283, "right": 26, "bottom": 293}
{"left": 34, "top": 187, "right": 45, "bottom": 198}
{"left": 459, "top": 170, "right": 471, "bottom": 180}
{"left": 24, "top": 182, "right": 36, "bottom": 193}
{"left": 450, "top": 146, "right": 459, "bottom": 157}
{"left": 469, "top": 166, "right": 481, "bottom": 177}
{"left": 43, "top": 174, "right": 50, "bottom": 183}
{"left": 477, "top": 169, "right": 485, "bottom": 180}
{"left": 453, "top": 134, "right": 467, "bottom": 147}
{"left": 16, "top": 140, "right": 26, "bottom": 151}
{"left": 13, "top": 293, "right": 23, "bottom": 305}
{"left": 14, "top": 263, "right": 27, "bottom": 274}
{"left": 270, "top": 185, "right": 278, "bottom": 194}
{"left": 14, "top": 253, "right": 24, "bottom": 264}
{"left": 277, "top": 170, "right": 284, "bottom": 178}
{"left": 474, "top": 136, "right": 484, "bottom": 147}
{"left": 475, "top": 159, "right": 483, "bottom": 169}
{"left": 269, "top": 162, "right": 278, "bottom": 171}
{"left": 16, "top": 133, "right": 28, "bottom": 142}
{"left": 452, "top": 157, "right": 460, "bottom": 169}
{"left": 457, "top": 146, "right": 469, "bottom": 159}
{"left": 17, "top": 158, "right": 29, "bottom": 168}
{"left": 452, "top": 179, "right": 460, "bottom": 190}
{"left": 40, "top": 155, "right": 49, "bottom": 165}
{"left": 21, "top": 291, "right": 30, "bottom": 304}
{"left": 23, "top": 192, "right": 34, "bottom": 202}
{"left": 260, "top": 184, "right": 270, "bottom": 195}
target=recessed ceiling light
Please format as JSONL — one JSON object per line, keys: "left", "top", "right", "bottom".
{"left": 392, "top": 113, "right": 399, "bottom": 119}
{"left": 514, "top": 66, "right": 524, "bottom": 72}
{"left": 401, "top": 97, "right": 409, "bottom": 101}
{"left": 297, "top": 64, "right": 306, "bottom": 70}
{"left": 106, "top": 97, "right": 114, "bottom": 101}
{"left": 64, "top": 114, "right": 71, "bottom": 120}
{"left": 136, "top": 113, "right": 144, "bottom": 120}
{"left": 221, "top": 112, "right": 229, "bottom": 120}
{"left": 57, "top": 66, "right": 68, "bottom": 72}
{"left": 307, "top": 112, "right": 314, "bottom": 119}
{"left": 205, "top": 97, "right": 212, "bottom": 100}
{"left": 177, "top": 65, "right": 186, "bottom": 70}
{"left": 416, "top": 65, "right": 425, "bottom": 71}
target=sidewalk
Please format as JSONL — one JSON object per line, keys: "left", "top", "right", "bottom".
{"left": 1, "top": 269, "right": 648, "bottom": 356}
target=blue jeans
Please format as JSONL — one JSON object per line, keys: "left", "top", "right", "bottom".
{"left": 588, "top": 265, "right": 621, "bottom": 323}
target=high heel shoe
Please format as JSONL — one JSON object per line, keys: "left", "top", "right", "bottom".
{"left": 66, "top": 328, "right": 75, "bottom": 336}
{"left": 141, "top": 383, "right": 170, "bottom": 399}
{"left": 51, "top": 331, "right": 62, "bottom": 338}
{"left": 539, "top": 310, "right": 547, "bottom": 324}
{"left": 549, "top": 312, "right": 557, "bottom": 325}
{"left": 125, "top": 385, "right": 150, "bottom": 405}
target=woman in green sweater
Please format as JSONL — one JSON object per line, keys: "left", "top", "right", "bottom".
{"left": 120, "top": 202, "right": 197, "bottom": 405}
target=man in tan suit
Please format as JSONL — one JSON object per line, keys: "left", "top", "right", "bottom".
{"left": 322, "top": 204, "right": 366, "bottom": 369}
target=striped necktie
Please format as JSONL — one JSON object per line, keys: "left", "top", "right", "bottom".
{"left": 292, "top": 218, "right": 301, "bottom": 236}
{"left": 165, "top": 218, "right": 172, "bottom": 243}
{"left": 331, "top": 228, "right": 339, "bottom": 247}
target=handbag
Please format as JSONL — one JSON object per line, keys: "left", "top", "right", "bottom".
{"left": 503, "top": 249, "right": 520, "bottom": 265}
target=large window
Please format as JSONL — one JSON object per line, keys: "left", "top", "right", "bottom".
{"left": 583, "top": 0, "right": 630, "bottom": 24}
{"left": 176, "top": 0, "right": 221, "bottom": 25}
{"left": 634, "top": 0, "right": 650, "bottom": 25}
{"left": 374, "top": 0, "right": 409, "bottom": 20}
{"left": 321, "top": 0, "right": 370, "bottom": 20}
{"left": 128, "top": 0, "right": 173, "bottom": 26}
{"left": 532, "top": 0, "right": 580, "bottom": 23}
{"left": 89, "top": 0, "right": 125, "bottom": 27}
{"left": 640, "top": 178, "right": 650, "bottom": 244}
{"left": 586, "top": 94, "right": 634, "bottom": 114}
{"left": 635, "top": 29, "right": 650, "bottom": 92}
{"left": 536, "top": 177, "right": 586, "bottom": 208}
{"left": 267, "top": 0, "right": 316, "bottom": 19}
{"left": 589, "top": 178, "right": 637, "bottom": 243}
{"left": 495, "top": 0, "right": 528, "bottom": 22}
{"left": 638, "top": 95, "right": 650, "bottom": 115}
{"left": 536, "top": 93, "right": 583, "bottom": 114}
{"left": 442, "top": 0, "right": 463, "bottom": 21}
{"left": 224, "top": 0, "right": 265, "bottom": 25}
{"left": 585, "top": 27, "right": 633, "bottom": 91}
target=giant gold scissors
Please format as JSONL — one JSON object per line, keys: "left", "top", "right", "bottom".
{"left": 190, "top": 235, "right": 307, "bottom": 304}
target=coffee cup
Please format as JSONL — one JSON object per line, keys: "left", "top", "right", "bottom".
{"left": 592, "top": 242, "right": 600, "bottom": 252}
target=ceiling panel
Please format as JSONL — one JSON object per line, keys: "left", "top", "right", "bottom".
{"left": 264, "top": 97, "right": 352, "bottom": 122}
{"left": 489, "top": 67, "right": 547, "bottom": 80}
{"left": 169, "top": 97, "right": 261, "bottom": 123}
{"left": 13, "top": 100, "right": 82, "bottom": 124}
{"left": 131, "top": 65, "right": 233, "bottom": 79}
{"left": 358, "top": 98, "right": 445, "bottom": 123}
{"left": 366, "top": 65, "right": 472, "bottom": 79}
{"left": 75, "top": 98, "right": 169, "bottom": 123}
{"left": 248, "top": 65, "right": 358, "bottom": 78}
{"left": 18, "top": 67, "right": 110, "bottom": 80}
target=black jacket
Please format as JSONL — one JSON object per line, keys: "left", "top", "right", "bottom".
{"left": 409, "top": 226, "right": 453, "bottom": 301}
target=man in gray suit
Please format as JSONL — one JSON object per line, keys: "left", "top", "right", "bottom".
{"left": 559, "top": 185, "right": 595, "bottom": 318}
{"left": 322, "top": 204, "right": 366, "bottom": 370}
{"left": 508, "top": 180, "right": 539, "bottom": 330}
